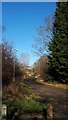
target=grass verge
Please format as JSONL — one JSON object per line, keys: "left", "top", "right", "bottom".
{"left": 37, "top": 79, "right": 68, "bottom": 90}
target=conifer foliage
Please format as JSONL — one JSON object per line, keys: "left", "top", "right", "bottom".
{"left": 48, "top": 2, "right": 68, "bottom": 83}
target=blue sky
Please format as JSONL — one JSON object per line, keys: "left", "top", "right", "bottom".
{"left": 2, "top": 2, "right": 56, "bottom": 66}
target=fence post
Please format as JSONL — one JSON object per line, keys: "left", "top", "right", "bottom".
{"left": 2, "top": 104, "right": 7, "bottom": 120}
{"left": 47, "top": 104, "right": 53, "bottom": 120}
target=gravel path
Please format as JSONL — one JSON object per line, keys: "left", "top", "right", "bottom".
{"left": 24, "top": 77, "right": 68, "bottom": 120}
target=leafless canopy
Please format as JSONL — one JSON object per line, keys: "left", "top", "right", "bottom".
{"left": 32, "top": 13, "right": 55, "bottom": 56}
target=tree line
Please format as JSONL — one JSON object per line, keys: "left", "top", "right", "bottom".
{"left": 2, "top": 40, "right": 24, "bottom": 87}
{"left": 33, "top": 2, "right": 68, "bottom": 84}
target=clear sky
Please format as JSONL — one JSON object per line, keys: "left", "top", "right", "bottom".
{"left": 2, "top": 2, "right": 56, "bottom": 66}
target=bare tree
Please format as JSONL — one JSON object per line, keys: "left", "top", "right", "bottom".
{"left": 33, "top": 56, "right": 48, "bottom": 81}
{"left": 32, "top": 13, "right": 55, "bottom": 56}
{"left": 2, "top": 40, "right": 15, "bottom": 86}
{"left": 20, "top": 52, "right": 30, "bottom": 66}
{"left": 2, "top": 40, "right": 23, "bottom": 86}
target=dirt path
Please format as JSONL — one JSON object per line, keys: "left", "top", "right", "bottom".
{"left": 24, "top": 77, "right": 68, "bottom": 119}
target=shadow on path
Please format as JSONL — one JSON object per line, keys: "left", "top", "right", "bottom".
{"left": 24, "top": 77, "right": 42, "bottom": 85}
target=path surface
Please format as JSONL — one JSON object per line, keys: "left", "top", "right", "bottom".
{"left": 24, "top": 77, "right": 68, "bottom": 120}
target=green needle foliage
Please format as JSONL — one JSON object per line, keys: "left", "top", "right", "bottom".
{"left": 48, "top": 2, "right": 68, "bottom": 83}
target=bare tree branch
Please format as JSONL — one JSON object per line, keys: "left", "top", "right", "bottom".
{"left": 32, "top": 13, "right": 55, "bottom": 56}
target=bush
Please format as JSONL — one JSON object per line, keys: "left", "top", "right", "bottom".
{"left": 2, "top": 40, "right": 23, "bottom": 86}
{"left": 8, "top": 98, "right": 44, "bottom": 113}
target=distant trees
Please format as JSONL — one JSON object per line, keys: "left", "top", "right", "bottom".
{"left": 33, "top": 56, "right": 48, "bottom": 81}
{"left": 48, "top": 2, "right": 68, "bottom": 83}
{"left": 20, "top": 52, "right": 30, "bottom": 66}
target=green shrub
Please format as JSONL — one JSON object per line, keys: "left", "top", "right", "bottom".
{"left": 8, "top": 98, "right": 45, "bottom": 113}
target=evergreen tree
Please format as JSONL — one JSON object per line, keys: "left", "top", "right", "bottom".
{"left": 48, "top": 2, "right": 68, "bottom": 83}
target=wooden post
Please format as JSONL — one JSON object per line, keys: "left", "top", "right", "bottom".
{"left": 47, "top": 104, "right": 53, "bottom": 120}
{"left": 2, "top": 104, "right": 7, "bottom": 119}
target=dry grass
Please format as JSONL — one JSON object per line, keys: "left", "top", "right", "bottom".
{"left": 37, "top": 79, "right": 68, "bottom": 90}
